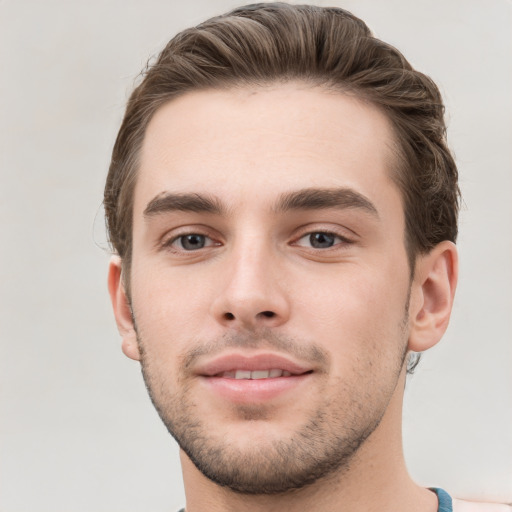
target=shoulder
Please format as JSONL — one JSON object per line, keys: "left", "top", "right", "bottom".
{"left": 453, "top": 498, "right": 512, "bottom": 512}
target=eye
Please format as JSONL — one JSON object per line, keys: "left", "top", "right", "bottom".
{"left": 295, "top": 231, "right": 348, "bottom": 249}
{"left": 169, "top": 234, "right": 214, "bottom": 251}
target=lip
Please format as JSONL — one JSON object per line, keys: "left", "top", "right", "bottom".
{"left": 196, "top": 352, "right": 314, "bottom": 404}
{"left": 195, "top": 352, "right": 312, "bottom": 377}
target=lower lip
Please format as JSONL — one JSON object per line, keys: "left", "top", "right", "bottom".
{"left": 200, "top": 374, "right": 311, "bottom": 403}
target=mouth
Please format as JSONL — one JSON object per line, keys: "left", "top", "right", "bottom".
{"left": 197, "top": 352, "right": 312, "bottom": 376}
{"left": 214, "top": 369, "right": 308, "bottom": 379}
{"left": 196, "top": 353, "right": 314, "bottom": 403}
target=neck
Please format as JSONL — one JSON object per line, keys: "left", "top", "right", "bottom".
{"left": 180, "top": 369, "right": 438, "bottom": 512}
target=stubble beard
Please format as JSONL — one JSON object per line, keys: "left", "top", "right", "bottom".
{"left": 135, "top": 324, "right": 409, "bottom": 496}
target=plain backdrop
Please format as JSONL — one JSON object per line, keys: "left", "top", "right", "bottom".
{"left": 1, "top": 1, "right": 511, "bottom": 511}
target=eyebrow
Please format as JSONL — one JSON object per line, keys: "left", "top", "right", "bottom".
{"left": 144, "top": 192, "right": 225, "bottom": 217}
{"left": 143, "top": 187, "right": 378, "bottom": 219}
{"left": 274, "top": 187, "right": 379, "bottom": 217}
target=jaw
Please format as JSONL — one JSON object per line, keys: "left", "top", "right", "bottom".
{"left": 179, "top": 369, "right": 414, "bottom": 512}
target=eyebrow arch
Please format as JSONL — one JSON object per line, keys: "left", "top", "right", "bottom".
{"left": 143, "top": 192, "right": 224, "bottom": 218}
{"left": 274, "top": 187, "right": 379, "bottom": 217}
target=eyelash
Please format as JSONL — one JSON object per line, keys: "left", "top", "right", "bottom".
{"left": 162, "top": 229, "right": 353, "bottom": 253}
{"left": 293, "top": 230, "right": 353, "bottom": 250}
{"left": 162, "top": 232, "right": 219, "bottom": 252}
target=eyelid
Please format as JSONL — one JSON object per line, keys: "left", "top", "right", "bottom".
{"left": 171, "top": 234, "right": 215, "bottom": 250}
{"left": 159, "top": 225, "right": 222, "bottom": 252}
{"left": 291, "top": 223, "right": 356, "bottom": 244}
{"left": 293, "top": 230, "right": 353, "bottom": 249}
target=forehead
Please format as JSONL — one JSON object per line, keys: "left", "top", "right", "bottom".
{"left": 134, "top": 83, "right": 400, "bottom": 216}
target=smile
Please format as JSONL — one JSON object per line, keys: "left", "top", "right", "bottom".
{"left": 196, "top": 353, "right": 315, "bottom": 403}
{"left": 216, "top": 369, "right": 294, "bottom": 379}
{"left": 196, "top": 352, "right": 313, "bottom": 377}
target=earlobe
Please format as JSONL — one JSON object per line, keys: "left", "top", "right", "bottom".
{"left": 408, "top": 241, "right": 458, "bottom": 353}
{"left": 107, "top": 256, "right": 141, "bottom": 361}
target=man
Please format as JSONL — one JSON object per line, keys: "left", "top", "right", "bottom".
{"left": 104, "top": 3, "right": 507, "bottom": 511}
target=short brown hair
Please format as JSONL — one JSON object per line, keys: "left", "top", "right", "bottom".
{"left": 104, "top": 2, "right": 459, "bottom": 282}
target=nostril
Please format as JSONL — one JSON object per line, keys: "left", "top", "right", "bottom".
{"left": 221, "top": 311, "right": 276, "bottom": 322}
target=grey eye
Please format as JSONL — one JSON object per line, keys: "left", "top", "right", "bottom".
{"left": 178, "top": 234, "right": 207, "bottom": 250}
{"left": 308, "top": 232, "right": 336, "bottom": 248}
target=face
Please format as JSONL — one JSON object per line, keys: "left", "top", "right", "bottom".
{"left": 123, "top": 84, "right": 414, "bottom": 494}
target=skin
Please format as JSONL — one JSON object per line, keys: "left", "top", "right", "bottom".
{"left": 109, "top": 83, "right": 458, "bottom": 512}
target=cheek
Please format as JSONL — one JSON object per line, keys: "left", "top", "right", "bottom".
{"left": 298, "top": 261, "right": 407, "bottom": 320}
{"left": 130, "top": 264, "right": 211, "bottom": 350}
{"left": 293, "top": 264, "right": 409, "bottom": 360}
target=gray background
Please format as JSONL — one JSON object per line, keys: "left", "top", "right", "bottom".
{"left": 1, "top": 1, "right": 511, "bottom": 511}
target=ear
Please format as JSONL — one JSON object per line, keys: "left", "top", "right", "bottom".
{"left": 107, "top": 256, "right": 141, "bottom": 361}
{"left": 408, "top": 241, "right": 458, "bottom": 352}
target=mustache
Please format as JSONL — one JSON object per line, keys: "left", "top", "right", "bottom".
{"left": 179, "top": 328, "right": 330, "bottom": 373}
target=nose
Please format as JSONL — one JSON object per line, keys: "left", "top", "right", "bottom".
{"left": 210, "top": 238, "right": 291, "bottom": 330}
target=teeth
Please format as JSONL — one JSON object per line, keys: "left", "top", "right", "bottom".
{"left": 251, "top": 370, "right": 270, "bottom": 379}
{"left": 219, "top": 369, "right": 290, "bottom": 379}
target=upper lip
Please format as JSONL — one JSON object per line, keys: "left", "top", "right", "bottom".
{"left": 195, "top": 353, "right": 313, "bottom": 377}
